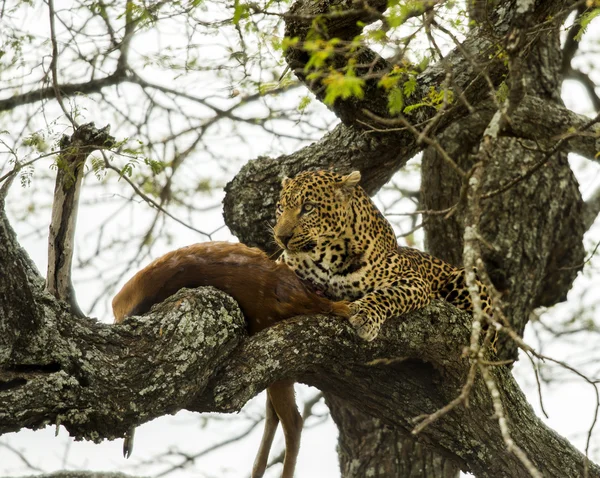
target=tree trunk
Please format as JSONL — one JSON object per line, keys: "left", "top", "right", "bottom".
{"left": 2, "top": 0, "right": 598, "bottom": 477}
{"left": 421, "top": 15, "right": 585, "bottom": 360}
{"left": 326, "top": 394, "right": 460, "bottom": 478}
{"left": 222, "top": 1, "right": 589, "bottom": 475}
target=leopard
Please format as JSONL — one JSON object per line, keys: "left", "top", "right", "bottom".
{"left": 273, "top": 169, "right": 493, "bottom": 341}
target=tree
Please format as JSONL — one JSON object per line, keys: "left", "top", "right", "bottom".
{"left": 1, "top": 0, "right": 600, "bottom": 477}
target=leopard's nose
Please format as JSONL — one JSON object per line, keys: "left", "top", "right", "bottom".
{"left": 277, "top": 234, "right": 293, "bottom": 248}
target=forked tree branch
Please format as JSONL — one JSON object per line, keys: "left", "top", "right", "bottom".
{"left": 1, "top": 184, "right": 597, "bottom": 477}
{"left": 0, "top": 267, "right": 597, "bottom": 478}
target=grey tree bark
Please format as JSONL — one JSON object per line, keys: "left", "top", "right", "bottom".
{"left": 1, "top": 199, "right": 597, "bottom": 477}
{"left": 224, "top": 0, "right": 594, "bottom": 476}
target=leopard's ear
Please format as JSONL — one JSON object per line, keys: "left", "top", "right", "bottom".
{"left": 342, "top": 171, "right": 361, "bottom": 186}
{"left": 281, "top": 176, "right": 291, "bottom": 188}
{"left": 338, "top": 170, "right": 361, "bottom": 191}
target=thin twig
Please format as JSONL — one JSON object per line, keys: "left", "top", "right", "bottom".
{"left": 532, "top": 352, "right": 600, "bottom": 478}
{"left": 480, "top": 363, "right": 543, "bottom": 478}
{"left": 525, "top": 351, "right": 549, "bottom": 419}
{"left": 0, "top": 148, "right": 67, "bottom": 185}
{"left": 411, "top": 360, "right": 478, "bottom": 435}
{"left": 483, "top": 113, "right": 600, "bottom": 200}
{"left": 47, "top": 0, "right": 77, "bottom": 127}
{"left": 361, "top": 108, "right": 466, "bottom": 178}
{"left": 386, "top": 204, "right": 457, "bottom": 217}
{"left": 102, "top": 152, "right": 213, "bottom": 238}
{"left": 558, "top": 238, "right": 600, "bottom": 271}
{"left": 152, "top": 420, "right": 262, "bottom": 478}
{"left": 0, "top": 442, "right": 45, "bottom": 472}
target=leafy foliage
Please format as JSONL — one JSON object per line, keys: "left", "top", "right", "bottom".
{"left": 378, "top": 65, "right": 420, "bottom": 115}
{"left": 322, "top": 66, "right": 365, "bottom": 105}
{"left": 575, "top": 8, "right": 600, "bottom": 41}
{"left": 403, "top": 86, "right": 454, "bottom": 114}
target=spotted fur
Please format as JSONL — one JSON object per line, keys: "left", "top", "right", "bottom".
{"left": 273, "top": 170, "right": 492, "bottom": 341}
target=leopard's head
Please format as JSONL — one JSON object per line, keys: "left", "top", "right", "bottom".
{"left": 273, "top": 170, "right": 361, "bottom": 253}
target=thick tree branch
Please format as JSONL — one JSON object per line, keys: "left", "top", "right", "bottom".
{"left": 0, "top": 288, "right": 245, "bottom": 438}
{"left": 1, "top": 187, "right": 595, "bottom": 477}
{"left": 325, "top": 394, "right": 461, "bottom": 478}
{"left": 15, "top": 473, "right": 142, "bottom": 478}
{"left": 225, "top": 0, "right": 592, "bottom": 253}
{"left": 203, "top": 306, "right": 600, "bottom": 478}
{"left": 509, "top": 96, "right": 600, "bottom": 160}
{"left": 0, "top": 183, "right": 48, "bottom": 365}
{"left": 284, "top": 0, "right": 578, "bottom": 126}
{"left": 1, "top": 270, "right": 597, "bottom": 478}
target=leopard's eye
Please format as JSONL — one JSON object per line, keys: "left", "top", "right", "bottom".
{"left": 301, "top": 202, "right": 316, "bottom": 215}
{"left": 276, "top": 203, "right": 284, "bottom": 216}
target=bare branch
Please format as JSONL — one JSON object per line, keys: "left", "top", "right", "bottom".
{"left": 46, "top": 123, "right": 115, "bottom": 318}
{"left": 48, "top": 0, "right": 77, "bottom": 127}
{"left": 565, "top": 68, "right": 600, "bottom": 113}
{"left": 0, "top": 441, "right": 44, "bottom": 472}
{"left": 0, "top": 72, "right": 129, "bottom": 113}
{"left": 583, "top": 185, "right": 600, "bottom": 231}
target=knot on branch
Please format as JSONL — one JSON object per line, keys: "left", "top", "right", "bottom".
{"left": 58, "top": 122, "right": 116, "bottom": 165}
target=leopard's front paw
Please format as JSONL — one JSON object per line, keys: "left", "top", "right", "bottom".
{"left": 348, "top": 303, "right": 381, "bottom": 342}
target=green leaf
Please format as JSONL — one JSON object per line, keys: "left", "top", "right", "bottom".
{"left": 19, "top": 165, "right": 34, "bottom": 188}
{"left": 232, "top": 0, "right": 249, "bottom": 25}
{"left": 387, "top": 87, "right": 404, "bottom": 115}
{"left": 575, "top": 8, "right": 600, "bottom": 41}
{"left": 403, "top": 102, "right": 428, "bottom": 114}
{"left": 144, "top": 158, "right": 165, "bottom": 175}
{"left": 281, "top": 36, "right": 299, "bottom": 51}
{"left": 417, "top": 56, "right": 430, "bottom": 71}
{"left": 368, "top": 29, "right": 387, "bottom": 42}
{"left": 322, "top": 70, "right": 365, "bottom": 105}
{"left": 378, "top": 72, "right": 400, "bottom": 90}
{"left": 403, "top": 76, "right": 417, "bottom": 97}
{"left": 120, "top": 163, "right": 134, "bottom": 178}
{"left": 304, "top": 39, "right": 334, "bottom": 72}
{"left": 196, "top": 178, "right": 213, "bottom": 193}
{"left": 386, "top": 0, "right": 426, "bottom": 28}
{"left": 495, "top": 81, "right": 509, "bottom": 104}
{"left": 22, "top": 132, "right": 49, "bottom": 152}
{"left": 298, "top": 95, "right": 312, "bottom": 111}
{"left": 258, "top": 82, "right": 279, "bottom": 95}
